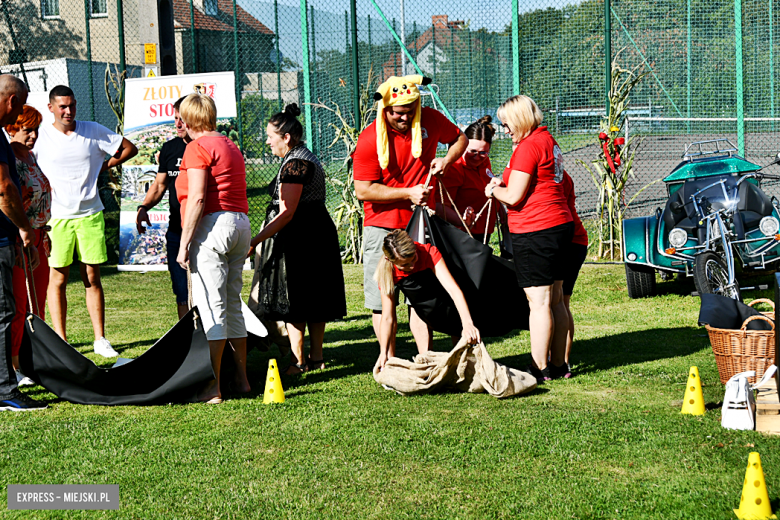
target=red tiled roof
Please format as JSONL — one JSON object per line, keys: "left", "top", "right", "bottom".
{"left": 173, "top": 0, "right": 273, "bottom": 35}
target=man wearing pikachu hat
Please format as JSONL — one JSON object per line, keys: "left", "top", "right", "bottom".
{"left": 352, "top": 74, "right": 467, "bottom": 353}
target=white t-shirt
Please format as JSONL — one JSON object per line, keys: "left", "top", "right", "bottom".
{"left": 34, "top": 121, "right": 123, "bottom": 219}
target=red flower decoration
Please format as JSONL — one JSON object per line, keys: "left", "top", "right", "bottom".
{"left": 599, "top": 132, "right": 608, "bottom": 140}
{"left": 614, "top": 137, "right": 625, "bottom": 145}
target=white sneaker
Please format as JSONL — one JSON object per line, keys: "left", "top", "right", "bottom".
{"left": 94, "top": 337, "right": 119, "bottom": 358}
{"left": 15, "top": 370, "right": 34, "bottom": 386}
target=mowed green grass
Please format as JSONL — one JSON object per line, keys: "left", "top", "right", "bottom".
{"left": 2, "top": 264, "right": 780, "bottom": 519}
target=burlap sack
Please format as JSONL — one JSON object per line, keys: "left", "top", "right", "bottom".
{"left": 373, "top": 337, "right": 537, "bottom": 398}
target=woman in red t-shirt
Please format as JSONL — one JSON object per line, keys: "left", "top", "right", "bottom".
{"left": 436, "top": 116, "right": 498, "bottom": 243}
{"left": 486, "top": 95, "right": 573, "bottom": 382}
{"left": 561, "top": 171, "right": 588, "bottom": 375}
{"left": 373, "top": 230, "right": 481, "bottom": 371}
{"left": 176, "top": 93, "right": 251, "bottom": 404}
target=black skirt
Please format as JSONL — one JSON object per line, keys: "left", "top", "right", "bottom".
{"left": 274, "top": 201, "right": 347, "bottom": 323}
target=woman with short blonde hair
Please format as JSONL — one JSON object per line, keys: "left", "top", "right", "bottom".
{"left": 179, "top": 94, "right": 217, "bottom": 132}
{"left": 486, "top": 95, "right": 573, "bottom": 382}
{"left": 177, "top": 93, "right": 251, "bottom": 403}
{"left": 496, "top": 95, "right": 543, "bottom": 141}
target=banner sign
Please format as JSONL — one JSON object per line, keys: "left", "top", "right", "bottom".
{"left": 118, "top": 71, "right": 237, "bottom": 271}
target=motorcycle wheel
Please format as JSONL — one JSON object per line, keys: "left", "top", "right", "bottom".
{"left": 693, "top": 251, "right": 741, "bottom": 300}
{"left": 625, "top": 263, "right": 656, "bottom": 298}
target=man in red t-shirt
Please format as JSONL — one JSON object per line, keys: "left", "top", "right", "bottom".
{"left": 352, "top": 74, "right": 467, "bottom": 349}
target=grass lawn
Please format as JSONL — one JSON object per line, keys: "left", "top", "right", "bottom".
{"left": 2, "top": 264, "right": 780, "bottom": 519}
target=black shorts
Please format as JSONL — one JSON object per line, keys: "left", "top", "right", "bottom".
{"left": 510, "top": 222, "right": 575, "bottom": 288}
{"left": 562, "top": 242, "right": 588, "bottom": 295}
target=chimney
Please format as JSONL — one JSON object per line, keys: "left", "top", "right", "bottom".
{"left": 432, "top": 15, "right": 448, "bottom": 29}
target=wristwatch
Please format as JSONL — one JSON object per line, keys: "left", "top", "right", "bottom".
{"left": 487, "top": 185, "right": 496, "bottom": 198}
{"left": 136, "top": 205, "right": 149, "bottom": 212}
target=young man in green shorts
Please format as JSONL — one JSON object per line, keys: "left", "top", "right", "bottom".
{"left": 34, "top": 85, "right": 137, "bottom": 357}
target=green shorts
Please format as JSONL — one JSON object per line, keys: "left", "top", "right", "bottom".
{"left": 48, "top": 211, "right": 108, "bottom": 268}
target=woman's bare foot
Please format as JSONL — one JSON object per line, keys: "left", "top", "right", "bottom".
{"left": 197, "top": 379, "right": 221, "bottom": 403}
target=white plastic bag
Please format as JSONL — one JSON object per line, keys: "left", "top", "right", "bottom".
{"left": 721, "top": 365, "right": 777, "bottom": 431}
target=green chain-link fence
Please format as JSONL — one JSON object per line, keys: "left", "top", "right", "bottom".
{"left": 1, "top": 0, "right": 777, "bottom": 257}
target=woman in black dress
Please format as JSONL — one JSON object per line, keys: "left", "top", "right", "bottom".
{"left": 249, "top": 104, "right": 347, "bottom": 375}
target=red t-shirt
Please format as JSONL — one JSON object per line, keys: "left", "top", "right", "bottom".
{"left": 178, "top": 135, "right": 249, "bottom": 221}
{"left": 504, "top": 126, "right": 572, "bottom": 234}
{"left": 438, "top": 155, "right": 497, "bottom": 235}
{"left": 391, "top": 243, "right": 443, "bottom": 285}
{"left": 562, "top": 171, "right": 588, "bottom": 246}
{"left": 352, "top": 107, "right": 461, "bottom": 229}
{"left": 563, "top": 171, "right": 588, "bottom": 246}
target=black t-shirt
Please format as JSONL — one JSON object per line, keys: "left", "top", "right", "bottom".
{"left": 158, "top": 137, "right": 187, "bottom": 234}
{"left": 0, "top": 133, "right": 21, "bottom": 247}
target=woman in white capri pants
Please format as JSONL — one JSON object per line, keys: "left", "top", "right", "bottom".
{"left": 176, "top": 93, "right": 251, "bottom": 404}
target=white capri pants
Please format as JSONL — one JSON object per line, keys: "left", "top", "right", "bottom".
{"left": 190, "top": 211, "right": 252, "bottom": 341}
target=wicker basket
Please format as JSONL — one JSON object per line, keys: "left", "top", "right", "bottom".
{"left": 706, "top": 314, "right": 776, "bottom": 385}
{"left": 748, "top": 298, "right": 775, "bottom": 321}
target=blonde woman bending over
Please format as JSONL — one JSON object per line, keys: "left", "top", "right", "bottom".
{"left": 373, "top": 230, "right": 480, "bottom": 371}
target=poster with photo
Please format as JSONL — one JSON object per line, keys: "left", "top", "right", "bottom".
{"left": 118, "top": 72, "right": 236, "bottom": 271}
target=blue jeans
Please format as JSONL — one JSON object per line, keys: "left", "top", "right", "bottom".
{"left": 166, "top": 230, "right": 189, "bottom": 305}
{"left": 0, "top": 244, "right": 17, "bottom": 398}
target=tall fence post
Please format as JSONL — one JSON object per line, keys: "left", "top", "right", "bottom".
{"left": 231, "top": 0, "right": 244, "bottom": 151}
{"left": 368, "top": 15, "right": 373, "bottom": 72}
{"left": 84, "top": 0, "right": 95, "bottom": 121}
{"left": 350, "top": 0, "right": 361, "bottom": 125}
{"left": 687, "top": 0, "right": 691, "bottom": 133}
{"left": 432, "top": 22, "right": 436, "bottom": 84}
{"left": 310, "top": 5, "right": 318, "bottom": 154}
{"left": 735, "top": 0, "right": 745, "bottom": 156}
{"left": 300, "top": 0, "right": 313, "bottom": 146}
{"left": 117, "top": 0, "right": 126, "bottom": 74}
{"left": 189, "top": 0, "right": 198, "bottom": 72}
{"left": 511, "top": 0, "right": 520, "bottom": 96}
{"left": 274, "top": 0, "right": 282, "bottom": 113}
{"left": 393, "top": 18, "right": 399, "bottom": 75}
{"left": 604, "top": 0, "right": 611, "bottom": 118}
{"left": 771, "top": 0, "right": 775, "bottom": 129}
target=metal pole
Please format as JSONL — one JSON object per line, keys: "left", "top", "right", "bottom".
{"left": 368, "top": 15, "right": 373, "bottom": 73}
{"left": 300, "top": 0, "right": 313, "bottom": 146}
{"left": 511, "top": 0, "right": 520, "bottom": 95}
{"left": 450, "top": 26, "right": 455, "bottom": 110}
{"left": 605, "top": 0, "right": 611, "bottom": 118}
{"left": 117, "top": 0, "right": 126, "bottom": 74}
{"left": 393, "top": 18, "right": 399, "bottom": 75}
{"left": 735, "top": 0, "right": 745, "bottom": 155}
{"left": 231, "top": 0, "right": 244, "bottom": 151}
{"left": 771, "top": 0, "right": 775, "bottom": 130}
{"left": 84, "top": 0, "right": 95, "bottom": 121}
{"left": 350, "top": 0, "right": 361, "bottom": 125}
{"left": 400, "top": 0, "right": 406, "bottom": 75}
{"left": 432, "top": 21, "right": 436, "bottom": 84}
{"left": 687, "top": 0, "right": 691, "bottom": 133}
{"left": 274, "top": 0, "right": 282, "bottom": 112}
{"left": 310, "top": 5, "right": 317, "bottom": 153}
{"left": 189, "top": 0, "right": 198, "bottom": 72}
{"left": 467, "top": 29, "right": 474, "bottom": 121}
{"left": 481, "top": 32, "right": 487, "bottom": 113}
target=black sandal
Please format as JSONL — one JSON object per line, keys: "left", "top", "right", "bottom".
{"left": 284, "top": 362, "right": 307, "bottom": 376}
{"left": 307, "top": 357, "right": 326, "bottom": 371}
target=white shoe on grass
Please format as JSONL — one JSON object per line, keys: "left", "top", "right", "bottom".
{"left": 15, "top": 370, "right": 34, "bottom": 386}
{"left": 94, "top": 337, "right": 118, "bottom": 358}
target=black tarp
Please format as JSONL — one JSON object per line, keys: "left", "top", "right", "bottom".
{"left": 18, "top": 308, "right": 214, "bottom": 405}
{"left": 397, "top": 206, "right": 529, "bottom": 337}
{"left": 698, "top": 293, "right": 773, "bottom": 330}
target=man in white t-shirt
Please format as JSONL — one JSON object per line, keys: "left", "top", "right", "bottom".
{"left": 34, "top": 85, "right": 137, "bottom": 357}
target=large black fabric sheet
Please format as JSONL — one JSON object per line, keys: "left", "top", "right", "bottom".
{"left": 697, "top": 293, "right": 773, "bottom": 330}
{"left": 18, "top": 308, "right": 214, "bottom": 405}
{"left": 399, "top": 206, "right": 529, "bottom": 337}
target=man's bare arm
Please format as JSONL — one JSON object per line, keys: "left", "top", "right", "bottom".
{"left": 104, "top": 137, "right": 138, "bottom": 171}
{"left": 354, "top": 180, "right": 431, "bottom": 206}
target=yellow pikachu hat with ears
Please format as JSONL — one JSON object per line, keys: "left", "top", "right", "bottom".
{"left": 373, "top": 74, "right": 432, "bottom": 169}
